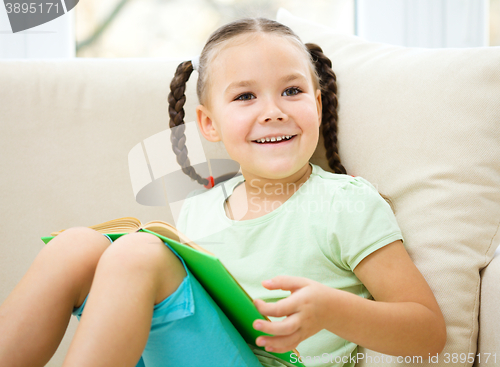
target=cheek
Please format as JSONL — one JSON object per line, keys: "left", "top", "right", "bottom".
{"left": 220, "top": 108, "right": 254, "bottom": 139}
{"left": 296, "top": 104, "right": 321, "bottom": 128}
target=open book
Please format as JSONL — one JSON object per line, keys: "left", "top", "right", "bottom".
{"left": 46, "top": 217, "right": 204, "bottom": 251}
{"left": 42, "top": 217, "right": 305, "bottom": 367}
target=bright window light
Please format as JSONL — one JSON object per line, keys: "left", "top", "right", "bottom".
{"left": 75, "top": 0, "right": 354, "bottom": 58}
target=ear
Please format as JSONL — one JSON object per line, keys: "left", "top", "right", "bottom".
{"left": 196, "top": 104, "right": 221, "bottom": 142}
{"left": 315, "top": 89, "right": 323, "bottom": 126}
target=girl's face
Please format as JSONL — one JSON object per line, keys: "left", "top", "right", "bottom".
{"left": 197, "top": 33, "right": 322, "bottom": 182}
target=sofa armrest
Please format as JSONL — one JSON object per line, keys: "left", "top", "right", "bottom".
{"left": 476, "top": 247, "right": 500, "bottom": 362}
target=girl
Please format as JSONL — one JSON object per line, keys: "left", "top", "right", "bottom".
{"left": 0, "top": 18, "right": 446, "bottom": 367}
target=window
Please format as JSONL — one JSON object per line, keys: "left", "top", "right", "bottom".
{"left": 491, "top": 0, "right": 500, "bottom": 45}
{"left": 75, "top": 0, "right": 355, "bottom": 58}
{"left": 2, "top": 0, "right": 498, "bottom": 59}
{"left": 356, "top": 0, "right": 492, "bottom": 48}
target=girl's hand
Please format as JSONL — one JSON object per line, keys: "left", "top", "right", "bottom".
{"left": 252, "top": 275, "right": 337, "bottom": 354}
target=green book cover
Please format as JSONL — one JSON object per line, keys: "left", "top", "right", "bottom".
{"left": 42, "top": 229, "right": 305, "bottom": 367}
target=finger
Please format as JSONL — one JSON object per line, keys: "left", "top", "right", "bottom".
{"left": 254, "top": 313, "right": 300, "bottom": 336}
{"left": 256, "top": 332, "right": 302, "bottom": 354}
{"left": 254, "top": 298, "right": 298, "bottom": 318}
{"left": 262, "top": 276, "right": 311, "bottom": 292}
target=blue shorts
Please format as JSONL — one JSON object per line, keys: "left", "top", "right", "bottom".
{"left": 72, "top": 237, "right": 263, "bottom": 367}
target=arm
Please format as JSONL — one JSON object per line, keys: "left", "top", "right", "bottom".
{"left": 253, "top": 240, "right": 446, "bottom": 356}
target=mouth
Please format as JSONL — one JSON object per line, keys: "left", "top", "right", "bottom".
{"left": 252, "top": 135, "right": 297, "bottom": 144}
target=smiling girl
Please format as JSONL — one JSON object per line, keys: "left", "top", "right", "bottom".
{"left": 0, "top": 18, "right": 446, "bottom": 367}
{"left": 169, "top": 18, "right": 447, "bottom": 366}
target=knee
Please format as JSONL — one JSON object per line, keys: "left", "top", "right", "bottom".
{"left": 98, "top": 233, "right": 186, "bottom": 280}
{"left": 41, "top": 227, "right": 110, "bottom": 269}
{"left": 34, "top": 228, "right": 112, "bottom": 305}
{"left": 97, "top": 233, "right": 187, "bottom": 303}
{"left": 48, "top": 226, "right": 110, "bottom": 249}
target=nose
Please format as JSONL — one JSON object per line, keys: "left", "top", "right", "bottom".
{"left": 260, "top": 98, "right": 288, "bottom": 123}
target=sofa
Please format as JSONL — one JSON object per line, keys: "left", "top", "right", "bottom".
{"left": 0, "top": 9, "right": 499, "bottom": 367}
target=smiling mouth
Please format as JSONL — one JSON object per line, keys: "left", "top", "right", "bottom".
{"left": 252, "top": 135, "right": 296, "bottom": 144}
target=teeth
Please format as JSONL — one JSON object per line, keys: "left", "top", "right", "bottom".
{"left": 255, "top": 135, "right": 294, "bottom": 143}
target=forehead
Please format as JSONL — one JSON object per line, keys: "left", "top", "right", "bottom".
{"left": 210, "top": 33, "right": 313, "bottom": 84}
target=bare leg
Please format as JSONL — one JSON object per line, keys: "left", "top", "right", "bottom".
{"left": 63, "top": 232, "right": 186, "bottom": 367}
{"left": 0, "top": 227, "right": 111, "bottom": 367}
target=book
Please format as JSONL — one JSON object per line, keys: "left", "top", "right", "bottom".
{"left": 42, "top": 217, "right": 305, "bottom": 367}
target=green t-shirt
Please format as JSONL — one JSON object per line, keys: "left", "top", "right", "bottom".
{"left": 177, "top": 163, "right": 404, "bottom": 367}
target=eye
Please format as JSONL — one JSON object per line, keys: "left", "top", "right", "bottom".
{"left": 235, "top": 93, "right": 255, "bottom": 101}
{"left": 282, "top": 87, "right": 302, "bottom": 97}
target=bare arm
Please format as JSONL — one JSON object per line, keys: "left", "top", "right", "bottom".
{"left": 253, "top": 240, "right": 446, "bottom": 356}
{"left": 323, "top": 240, "right": 446, "bottom": 355}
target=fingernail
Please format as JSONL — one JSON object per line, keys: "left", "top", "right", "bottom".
{"left": 254, "top": 322, "right": 261, "bottom": 330}
{"left": 266, "top": 347, "right": 274, "bottom": 352}
{"left": 258, "top": 338, "right": 266, "bottom": 346}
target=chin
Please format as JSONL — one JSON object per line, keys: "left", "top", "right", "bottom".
{"left": 260, "top": 165, "right": 305, "bottom": 179}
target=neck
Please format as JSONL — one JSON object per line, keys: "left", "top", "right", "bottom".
{"left": 240, "top": 163, "right": 312, "bottom": 200}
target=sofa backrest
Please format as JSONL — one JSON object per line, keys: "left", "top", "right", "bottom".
{"left": 0, "top": 58, "right": 208, "bottom": 366}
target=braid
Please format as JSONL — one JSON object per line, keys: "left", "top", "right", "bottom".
{"left": 168, "top": 61, "right": 209, "bottom": 187}
{"left": 306, "top": 43, "right": 395, "bottom": 212}
{"left": 306, "top": 43, "right": 346, "bottom": 175}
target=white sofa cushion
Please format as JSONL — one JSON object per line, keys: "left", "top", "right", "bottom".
{"left": 277, "top": 7, "right": 500, "bottom": 366}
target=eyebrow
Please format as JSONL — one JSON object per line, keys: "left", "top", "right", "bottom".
{"left": 224, "top": 73, "right": 307, "bottom": 95}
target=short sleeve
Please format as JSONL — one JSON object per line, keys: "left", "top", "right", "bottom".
{"left": 328, "top": 176, "right": 404, "bottom": 270}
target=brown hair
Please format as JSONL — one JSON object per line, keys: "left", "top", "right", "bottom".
{"left": 168, "top": 18, "right": 394, "bottom": 211}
